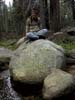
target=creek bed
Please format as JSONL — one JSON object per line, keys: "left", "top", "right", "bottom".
{"left": 0, "top": 70, "right": 21, "bottom": 100}
{"left": 0, "top": 69, "right": 43, "bottom": 100}
{"left": 0, "top": 69, "right": 75, "bottom": 100}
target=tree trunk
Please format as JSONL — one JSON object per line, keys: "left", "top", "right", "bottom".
{"left": 50, "top": 0, "right": 60, "bottom": 32}
{"left": 71, "top": 0, "right": 75, "bottom": 19}
{"left": 4, "top": 5, "right": 8, "bottom": 33}
{"left": 39, "top": 0, "right": 45, "bottom": 28}
{"left": 47, "top": 0, "right": 50, "bottom": 29}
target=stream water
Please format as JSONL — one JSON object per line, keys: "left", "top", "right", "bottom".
{"left": 0, "top": 69, "right": 75, "bottom": 100}
{"left": 0, "top": 70, "right": 21, "bottom": 100}
{"left": 0, "top": 69, "right": 43, "bottom": 100}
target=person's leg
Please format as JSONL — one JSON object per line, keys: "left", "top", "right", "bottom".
{"left": 26, "top": 32, "right": 39, "bottom": 40}
{"left": 36, "top": 29, "right": 48, "bottom": 38}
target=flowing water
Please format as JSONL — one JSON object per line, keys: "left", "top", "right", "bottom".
{"left": 0, "top": 70, "right": 21, "bottom": 100}
{"left": 0, "top": 69, "right": 43, "bottom": 100}
{"left": 0, "top": 69, "right": 75, "bottom": 100}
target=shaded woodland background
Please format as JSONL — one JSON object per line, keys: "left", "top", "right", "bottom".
{"left": 0, "top": 0, "right": 75, "bottom": 39}
{"left": 0, "top": 1, "right": 75, "bottom": 99}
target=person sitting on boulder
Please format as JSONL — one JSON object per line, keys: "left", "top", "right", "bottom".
{"left": 26, "top": 7, "right": 48, "bottom": 41}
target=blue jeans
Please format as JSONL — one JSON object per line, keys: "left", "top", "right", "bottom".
{"left": 26, "top": 29, "right": 48, "bottom": 40}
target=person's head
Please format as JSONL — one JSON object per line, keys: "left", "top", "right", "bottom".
{"left": 31, "top": 7, "right": 39, "bottom": 18}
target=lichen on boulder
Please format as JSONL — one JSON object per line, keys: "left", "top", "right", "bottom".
{"left": 9, "top": 40, "right": 65, "bottom": 84}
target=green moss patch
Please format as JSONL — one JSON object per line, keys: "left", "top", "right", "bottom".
{"left": 0, "top": 39, "right": 17, "bottom": 50}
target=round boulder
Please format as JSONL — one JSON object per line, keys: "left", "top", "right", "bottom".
{"left": 16, "top": 37, "right": 26, "bottom": 47}
{"left": 43, "top": 69, "right": 74, "bottom": 99}
{"left": 9, "top": 40, "right": 65, "bottom": 84}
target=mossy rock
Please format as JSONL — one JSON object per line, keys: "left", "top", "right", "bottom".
{"left": 9, "top": 40, "right": 65, "bottom": 84}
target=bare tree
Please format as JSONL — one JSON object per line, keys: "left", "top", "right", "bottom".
{"left": 50, "top": 0, "right": 60, "bottom": 32}
{"left": 71, "top": 0, "right": 75, "bottom": 19}
{"left": 39, "top": 0, "right": 45, "bottom": 28}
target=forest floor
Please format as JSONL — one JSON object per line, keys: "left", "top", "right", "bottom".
{"left": 0, "top": 39, "right": 17, "bottom": 50}
{"left": 0, "top": 38, "right": 74, "bottom": 52}
{"left": 57, "top": 41, "right": 75, "bottom": 52}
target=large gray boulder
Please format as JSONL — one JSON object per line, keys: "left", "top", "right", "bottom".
{"left": 43, "top": 69, "right": 74, "bottom": 99}
{"left": 9, "top": 40, "right": 65, "bottom": 83}
{"left": 0, "top": 48, "right": 13, "bottom": 59}
{"left": 16, "top": 37, "right": 26, "bottom": 47}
